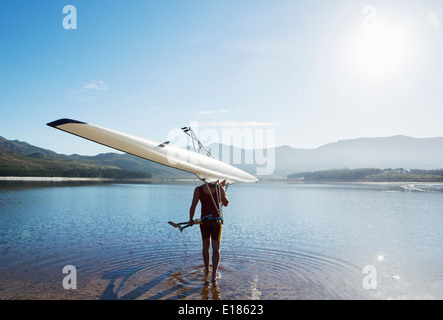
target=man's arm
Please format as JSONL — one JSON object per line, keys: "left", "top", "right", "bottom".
{"left": 220, "top": 180, "right": 229, "bottom": 207}
{"left": 189, "top": 187, "right": 200, "bottom": 225}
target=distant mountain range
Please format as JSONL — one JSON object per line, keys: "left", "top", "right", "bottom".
{"left": 269, "top": 135, "right": 443, "bottom": 177}
{"left": 1, "top": 135, "right": 442, "bottom": 179}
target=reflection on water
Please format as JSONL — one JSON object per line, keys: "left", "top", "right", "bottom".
{"left": 99, "top": 266, "right": 222, "bottom": 300}
{"left": 0, "top": 182, "right": 442, "bottom": 300}
{"left": 77, "top": 243, "right": 361, "bottom": 300}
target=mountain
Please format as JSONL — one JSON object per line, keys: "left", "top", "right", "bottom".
{"left": 0, "top": 137, "right": 160, "bottom": 179}
{"left": 1, "top": 135, "right": 442, "bottom": 179}
{"left": 0, "top": 138, "right": 57, "bottom": 157}
{"left": 205, "top": 135, "right": 443, "bottom": 178}
{"left": 270, "top": 135, "right": 443, "bottom": 177}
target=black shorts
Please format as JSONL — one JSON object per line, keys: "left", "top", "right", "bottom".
{"left": 200, "top": 222, "right": 222, "bottom": 241}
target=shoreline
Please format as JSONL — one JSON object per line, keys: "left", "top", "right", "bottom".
{"left": 288, "top": 180, "right": 443, "bottom": 184}
{"left": 1, "top": 176, "right": 443, "bottom": 186}
{"left": 0, "top": 177, "right": 114, "bottom": 182}
{"left": 0, "top": 177, "right": 198, "bottom": 183}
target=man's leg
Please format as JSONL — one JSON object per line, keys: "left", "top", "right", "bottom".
{"left": 211, "top": 223, "right": 222, "bottom": 282}
{"left": 202, "top": 238, "right": 210, "bottom": 274}
{"left": 211, "top": 239, "right": 221, "bottom": 282}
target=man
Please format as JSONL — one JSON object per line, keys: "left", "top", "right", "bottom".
{"left": 189, "top": 180, "right": 229, "bottom": 282}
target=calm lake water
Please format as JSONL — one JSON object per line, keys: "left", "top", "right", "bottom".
{"left": 0, "top": 181, "right": 442, "bottom": 300}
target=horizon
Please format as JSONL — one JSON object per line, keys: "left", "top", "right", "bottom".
{"left": 2, "top": 132, "right": 443, "bottom": 177}
{"left": 1, "top": 132, "right": 443, "bottom": 157}
{"left": 1, "top": 1, "right": 442, "bottom": 156}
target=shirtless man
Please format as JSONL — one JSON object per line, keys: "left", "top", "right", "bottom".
{"left": 189, "top": 180, "right": 229, "bottom": 282}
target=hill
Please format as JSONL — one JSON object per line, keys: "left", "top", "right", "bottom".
{"left": 206, "top": 135, "right": 443, "bottom": 178}
{"left": 270, "top": 135, "right": 443, "bottom": 177}
{"left": 0, "top": 137, "right": 157, "bottom": 179}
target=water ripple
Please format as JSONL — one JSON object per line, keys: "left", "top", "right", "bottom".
{"left": 1, "top": 240, "right": 365, "bottom": 299}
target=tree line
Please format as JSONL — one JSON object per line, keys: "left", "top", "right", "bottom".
{"left": 0, "top": 167, "right": 152, "bottom": 179}
{"left": 288, "top": 168, "right": 443, "bottom": 182}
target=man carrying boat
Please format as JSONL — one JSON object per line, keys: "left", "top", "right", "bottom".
{"left": 189, "top": 180, "right": 229, "bottom": 282}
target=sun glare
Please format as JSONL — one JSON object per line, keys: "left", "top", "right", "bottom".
{"left": 350, "top": 27, "right": 412, "bottom": 77}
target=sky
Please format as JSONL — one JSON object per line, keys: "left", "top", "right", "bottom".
{"left": 1, "top": 0, "right": 442, "bottom": 155}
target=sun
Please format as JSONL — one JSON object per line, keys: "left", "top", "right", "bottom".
{"left": 349, "top": 26, "right": 412, "bottom": 78}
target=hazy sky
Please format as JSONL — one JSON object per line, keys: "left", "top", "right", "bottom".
{"left": 1, "top": 0, "right": 442, "bottom": 155}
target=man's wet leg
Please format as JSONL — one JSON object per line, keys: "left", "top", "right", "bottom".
{"left": 202, "top": 238, "right": 210, "bottom": 274}
{"left": 211, "top": 239, "right": 220, "bottom": 281}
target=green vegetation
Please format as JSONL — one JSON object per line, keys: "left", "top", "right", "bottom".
{"left": 288, "top": 168, "right": 443, "bottom": 182}
{"left": 0, "top": 139, "right": 152, "bottom": 180}
{"left": 0, "top": 166, "right": 151, "bottom": 179}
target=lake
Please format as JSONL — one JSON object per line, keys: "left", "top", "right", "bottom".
{"left": 0, "top": 181, "right": 442, "bottom": 300}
